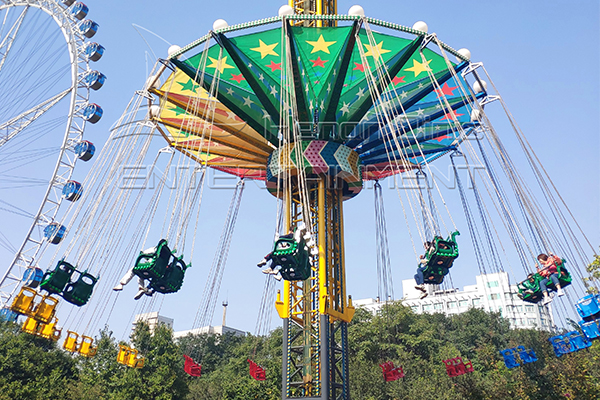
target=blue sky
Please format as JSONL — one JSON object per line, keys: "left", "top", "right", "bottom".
{"left": 2, "top": 0, "right": 599, "bottom": 337}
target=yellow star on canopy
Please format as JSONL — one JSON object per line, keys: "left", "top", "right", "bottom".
{"left": 404, "top": 58, "right": 432, "bottom": 77}
{"left": 207, "top": 55, "right": 235, "bottom": 74}
{"left": 306, "top": 35, "right": 336, "bottom": 54}
{"left": 363, "top": 41, "right": 391, "bottom": 58}
{"left": 250, "top": 39, "right": 279, "bottom": 59}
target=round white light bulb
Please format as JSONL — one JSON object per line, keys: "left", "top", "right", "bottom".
{"left": 167, "top": 45, "right": 181, "bottom": 59}
{"left": 473, "top": 80, "right": 487, "bottom": 94}
{"left": 213, "top": 19, "right": 229, "bottom": 31}
{"left": 412, "top": 21, "right": 428, "bottom": 33}
{"left": 278, "top": 5, "right": 294, "bottom": 16}
{"left": 348, "top": 5, "right": 365, "bottom": 17}
{"left": 457, "top": 48, "right": 471, "bottom": 61}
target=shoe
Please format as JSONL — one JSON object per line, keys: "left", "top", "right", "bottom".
{"left": 134, "top": 289, "right": 146, "bottom": 300}
{"left": 262, "top": 267, "right": 274, "bottom": 274}
{"left": 542, "top": 296, "right": 552, "bottom": 305}
{"left": 415, "top": 285, "right": 426, "bottom": 293}
{"left": 273, "top": 274, "right": 282, "bottom": 281}
{"left": 257, "top": 259, "right": 267, "bottom": 267}
{"left": 557, "top": 288, "right": 565, "bottom": 297}
{"left": 310, "top": 247, "right": 319, "bottom": 255}
{"left": 419, "top": 292, "right": 428, "bottom": 300}
{"left": 113, "top": 284, "right": 124, "bottom": 291}
{"left": 306, "top": 239, "right": 315, "bottom": 248}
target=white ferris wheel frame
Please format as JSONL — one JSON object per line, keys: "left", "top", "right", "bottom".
{"left": 0, "top": 0, "right": 93, "bottom": 307}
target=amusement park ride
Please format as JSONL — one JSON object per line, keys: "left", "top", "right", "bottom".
{"left": 0, "top": 1, "right": 598, "bottom": 400}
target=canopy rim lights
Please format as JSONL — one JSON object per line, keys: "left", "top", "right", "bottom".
{"left": 169, "top": 13, "right": 470, "bottom": 63}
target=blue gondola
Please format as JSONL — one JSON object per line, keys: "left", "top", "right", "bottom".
{"left": 85, "top": 42, "right": 105, "bottom": 62}
{"left": 71, "top": 2, "right": 88, "bottom": 20}
{"left": 580, "top": 320, "right": 600, "bottom": 339}
{"left": 74, "top": 140, "right": 95, "bottom": 161}
{"left": 0, "top": 308, "right": 19, "bottom": 322}
{"left": 83, "top": 103, "right": 103, "bottom": 124}
{"left": 23, "top": 267, "right": 44, "bottom": 288}
{"left": 44, "top": 223, "right": 66, "bottom": 244}
{"left": 79, "top": 20, "right": 99, "bottom": 39}
{"left": 84, "top": 71, "right": 106, "bottom": 90}
{"left": 576, "top": 294, "right": 600, "bottom": 320}
{"left": 62, "top": 180, "right": 83, "bottom": 201}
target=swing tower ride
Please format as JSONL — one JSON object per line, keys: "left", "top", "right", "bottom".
{"left": 148, "top": 0, "right": 483, "bottom": 397}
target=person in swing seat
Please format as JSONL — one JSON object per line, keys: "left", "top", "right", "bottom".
{"left": 414, "top": 241, "right": 436, "bottom": 299}
{"left": 256, "top": 223, "right": 310, "bottom": 281}
{"left": 537, "top": 252, "right": 564, "bottom": 305}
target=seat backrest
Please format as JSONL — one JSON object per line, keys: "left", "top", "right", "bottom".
{"left": 11, "top": 287, "right": 38, "bottom": 315}
{"left": 33, "top": 295, "right": 59, "bottom": 323}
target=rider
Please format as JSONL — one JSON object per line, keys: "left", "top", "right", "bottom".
{"left": 537, "top": 253, "right": 564, "bottom": 305}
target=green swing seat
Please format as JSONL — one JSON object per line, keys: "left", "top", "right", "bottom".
{"left": 271, "top": 237, "right": 311, "bottom": 281}
{"left": 421, "top": 231, "right": 460, "bottom": 284}
{"left": 40, "top": 260, "right": 76, "bottom": 295}
{"left": 517, "top": 259, "right": 572, "bottom": 304}
{"left": 62, "top": 271, "right": 98, "bottom": 306}
{"left": 133, "top": 239, "right": 171, "bottom": 280}
{"left": 149, "top": 256, "right": 190, "bottom": 294}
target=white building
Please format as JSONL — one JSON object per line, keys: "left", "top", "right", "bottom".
{"left": 134, "top": 311, "right": 174, "bottom": 333}
{"left": 133, "top": 312, "right": 246, "bottom": 339}
{"left": 355, "top": 272, "right": 554, "bottom": 331}
{"left": 173, "top": 325, "right": 246, "bottom": 339}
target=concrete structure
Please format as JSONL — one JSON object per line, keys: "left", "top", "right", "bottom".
{"left": 355, "top": 272, "right": 554, "bottom": 331}
{"left": 133, "top": 312, "right": 246, "bottom": 339}
{"left": 133, "top": 311, "right": 174, "bottom": 333}
{"left": 173, "top": 325, "right": 246, "bottom": 339}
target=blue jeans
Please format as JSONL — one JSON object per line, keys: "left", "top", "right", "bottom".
{"left": 540, "top": 273, "right": 560, "bottom": 292}
{"left": 414, "top": 268, "right": 425, "bottom": 285}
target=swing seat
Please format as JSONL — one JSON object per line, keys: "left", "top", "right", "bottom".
{"left": 10, "top": 286, "right": 38, "bottom": 316}
{"left": 63, "top": 331, "right": 80, "bottom": 352}
{"left": 40, "top": 260, "right": 76, "bottom": 295}
{"left": 79, "top": 335, "right": 97, "bottom": 357}
{"left": 421, "top": 232, "right": 460, "bottom": 284}
{"left": 272, "top": 238, "right": 311, "bottom": 281}
{"left": 516, "top": 346, "right": 537, "bottom": 364}
{"left": 579, "top": 319, "right": 600, "bottom": 339}
{"left": 545, "top": 259, "right": 572, "bottom": 291}
{"left": 133, "top": 239, "right": 171, "bottom": 280}
{"left": 500, "top": 349, "right": 520, "bottom": 369}
{"left": 549, "top": 335, "right": 571, "bottom": 357}
{"left": 32, "top": 295, "right": 59, "bottom": 323}
{"left": 39, "top": 318, "right": 61, "bottom": 341}
{"left": 117, "top": 345, "right": 145, "bottom": 368}
{"left": 150, "top": 256, "right": 189, "bottom": 294}
{"left": 126, "top": 348, "right": 145, "bottom": 368}
{"left": 576, "top": 294, "right": 600, "bottom": 320}
{"left": 183, "top": 355, "right": 202, "bottom": 377}
{"left": 248, "top": 359, "right": 266, "bottom": 381}
{"left": 379, "top": 361, "right": 404, "bottom": 381}
{"left": 62, "top": 271, "right": 98, "bottom": 306}
{"left": 22, "top": 316, "right": 41, "bottom": 335}
{"left": 566, "top": 331, "right": 591, "bottom": 351}
{"left": 517, "top": 274, "right": 544, "bottom": 304}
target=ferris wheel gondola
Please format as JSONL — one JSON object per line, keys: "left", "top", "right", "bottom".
{"left": 0, "top": 0, "right": 105, "bottom": 307}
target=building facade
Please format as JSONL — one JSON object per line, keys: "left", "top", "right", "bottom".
{"left": 354, "top": 272, "right": 554, "bottom": 331}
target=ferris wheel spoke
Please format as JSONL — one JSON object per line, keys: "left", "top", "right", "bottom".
{"left": 0, "top": 5, "right": 28, "bottom": 74}
{"left": 0, "top": 87, "right": 70, "bottom": 148}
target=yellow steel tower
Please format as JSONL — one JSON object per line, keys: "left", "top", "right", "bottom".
{"left": 275, "top": 3, "right": 357, "bottom": 399}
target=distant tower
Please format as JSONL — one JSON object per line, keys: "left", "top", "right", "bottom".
{"left": 222, "top": 300, "right": 228, "bottom": 327}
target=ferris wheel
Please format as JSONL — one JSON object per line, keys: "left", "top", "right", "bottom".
{"left": 0, "top": 0, "right": 104, "bottom": 306}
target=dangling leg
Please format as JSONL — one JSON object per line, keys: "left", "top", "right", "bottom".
{"left": 113, "top": 268, "right": 136, "bottom": 291}
{"left": 552, "top": 274, "right": 564, "bottom": 296}
{"left": 134, "top": 277, "right": 153, "bottom": 300}
{"left": 414, "top": 268, "right": 428, "bottom": 299}
{"left": 540, "top": 278, "right": 552, "bottom": 305}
